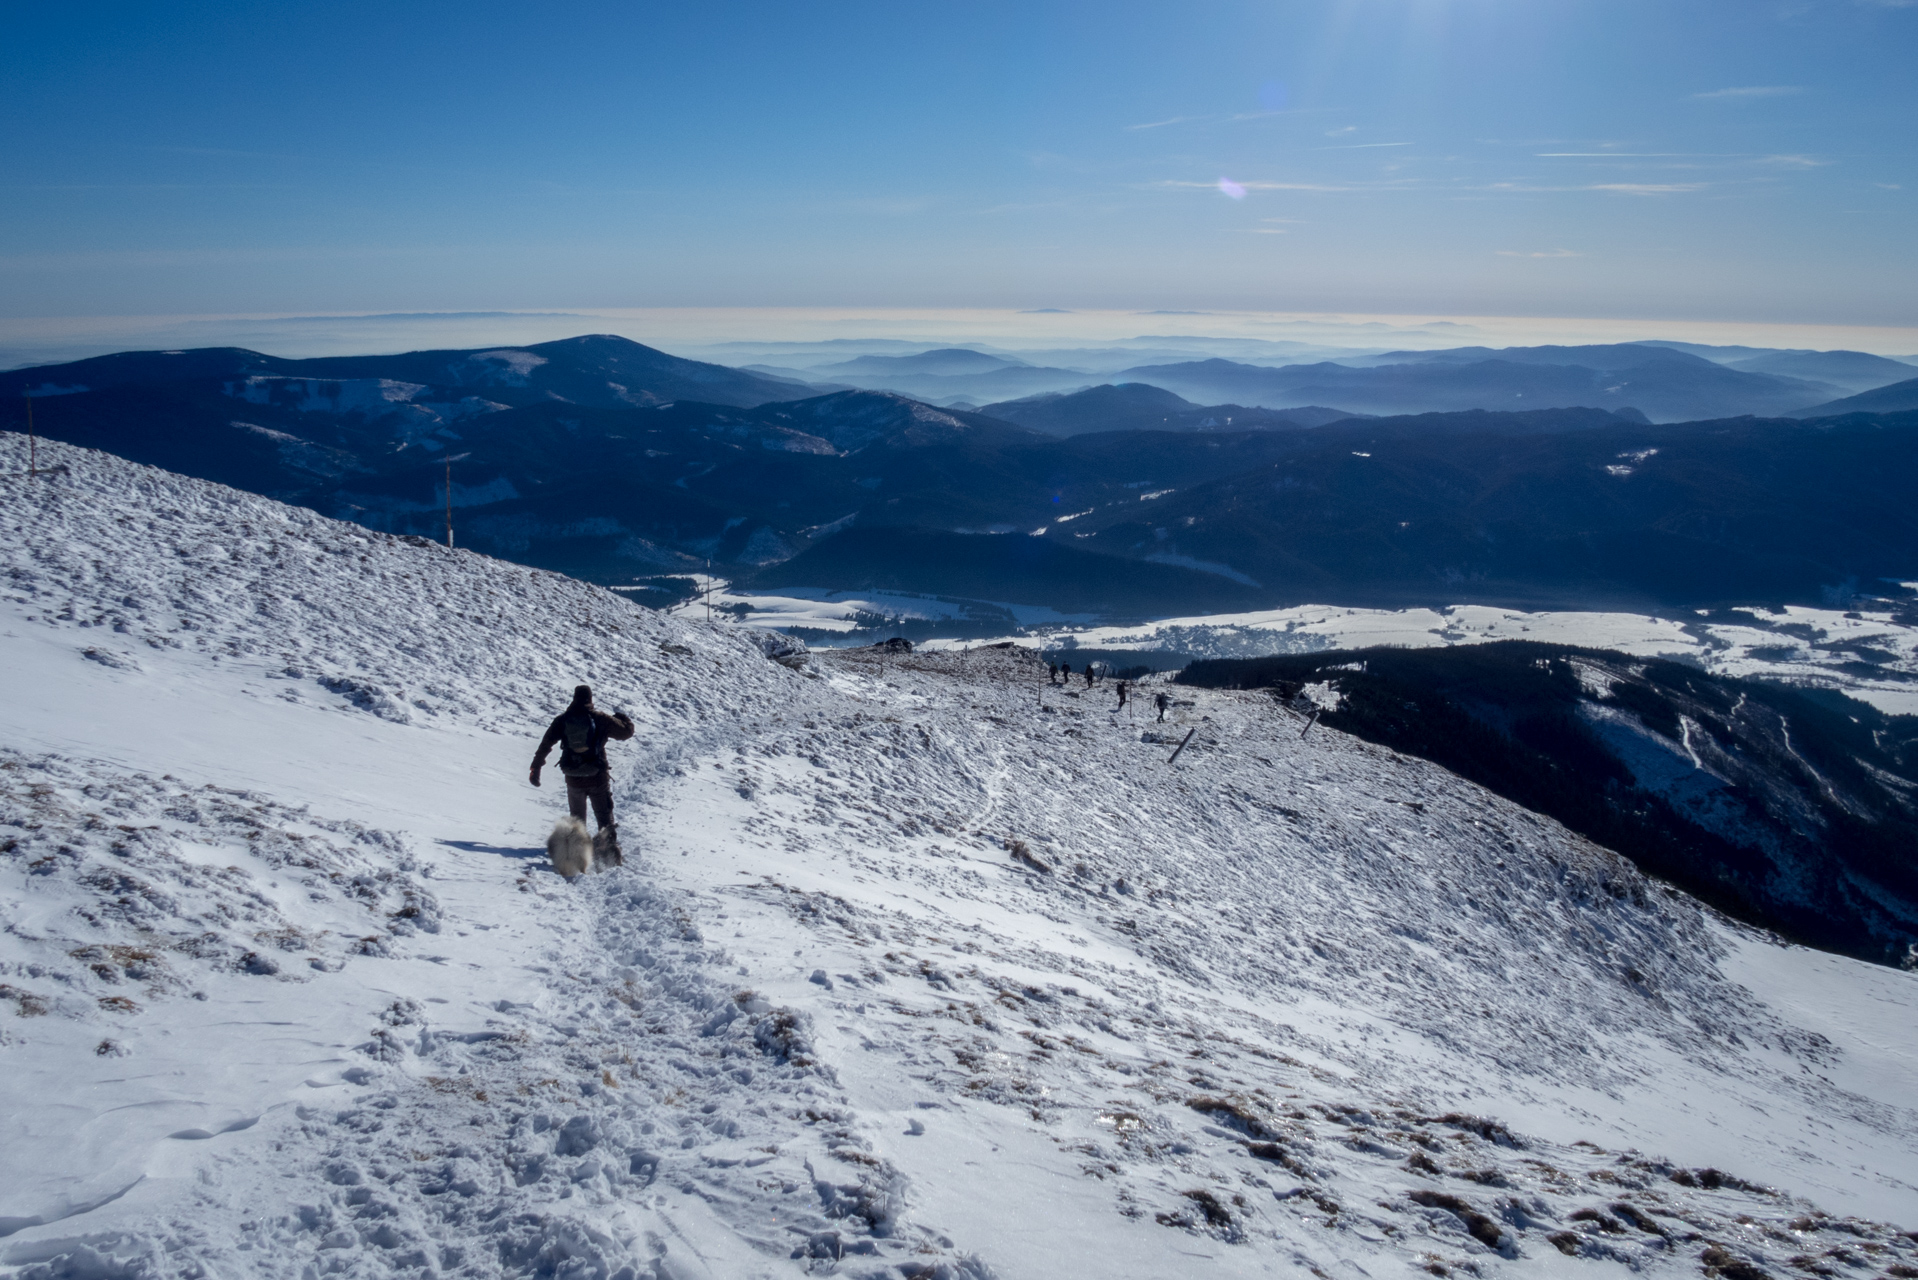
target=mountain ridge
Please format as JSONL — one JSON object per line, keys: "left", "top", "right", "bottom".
{"left": 12, "top": 336, "right": 1918, "bottom": 618}
{"left": 979, "top": 382, "right": 1364, "bottom": 435}
{"left": 1114, "top": 347, "right": 1836, "bottom": 422}
{"left": 1791, "top": 374, "right": 1918, "bottom": 418}
{"left": 4, "top": 333, "right": 805, "bottom": 411}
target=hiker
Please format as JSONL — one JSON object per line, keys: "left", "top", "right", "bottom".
{"left": 1059, "top": 662, "right": 1072, "bottom": 685}
{"left": 1084, "top": 664, "right": 1095, "bottom": 689}
{"left": 1154, "top": 691, "right": 1171, "bottom": 722}
{"left": 530, "top": 684, "right": 635, "bottom": 851}
{"left": 1047, "top": 662, "right": 1058, "bottom": 685}
{"left": 1116, "top": 681, "right": 1129, "bottom": 711}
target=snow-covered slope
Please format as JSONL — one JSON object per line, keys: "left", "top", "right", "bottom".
{"left": 2, "top": 433, "right": 1914, "bottom": 1279}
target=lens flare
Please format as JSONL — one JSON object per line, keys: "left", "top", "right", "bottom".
{"left": 1218, "top": 177, "right": 1247, "bottom": 200}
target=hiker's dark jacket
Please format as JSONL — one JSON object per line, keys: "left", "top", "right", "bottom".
{"left": 532, "top": 708, "right": 635, "bottom": 779}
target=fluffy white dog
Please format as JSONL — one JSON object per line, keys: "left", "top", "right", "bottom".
{"left": 545, "top": 818, "right": 624, "bottom": 878}
{"left": 545, "top": 818, "right": 594, "bottom": 879}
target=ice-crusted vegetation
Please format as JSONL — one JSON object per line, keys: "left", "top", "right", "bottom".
{"left": 644, "top": 645, "right": 1918, "bottom": 1277}
{"left": 1, "top": 434, "right": 1914, "bottom": 1279}
{"left": 1, "top": 748, "right": 435, "bottom": 1006}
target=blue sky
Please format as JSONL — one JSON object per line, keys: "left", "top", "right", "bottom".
{"left": 3, "top": 0, "right": 1913, "bottom": 328}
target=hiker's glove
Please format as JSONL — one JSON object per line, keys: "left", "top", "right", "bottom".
{"left": 528, "top": 765, "right": 542, "bottom": 788}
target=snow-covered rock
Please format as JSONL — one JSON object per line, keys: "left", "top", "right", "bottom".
{"left": 1, "top": 433, "right": 1914, "bottom": 1279}
{"left": 749, "top": 630, "right": 809, "bottom": 669}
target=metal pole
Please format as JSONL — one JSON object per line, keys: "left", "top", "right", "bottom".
{"left": 705, "top": 559, "right": 712, "bottom": 624}
{"left": 24, "top": 393, "right": 35, "bottom": 477}
{"left": 444, "top": 458, "right": 454, "bottom": 548}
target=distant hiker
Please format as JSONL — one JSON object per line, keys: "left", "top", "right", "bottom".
{"left": 1047, "top": 662, "right": 1058, "bottom": 685}
{"left": 1155, "top": 691, "right": 1171, "bottom": 723}
{"left": 1116, "top": 681, "right": 1129, "bottom": 711}
{"left": 530, "top": 684, "right": 635, "bottom": 863}
{"left": 1059, "top": 662, "right": 1072, "bottom": 685}
{"left": 1084, "top": 665, "right": 1095, "bottom": 689}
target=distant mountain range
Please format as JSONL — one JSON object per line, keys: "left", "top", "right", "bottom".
{"left": 5, "top": 333, "right": 804, "bottom": 411}
{"left": 977, "top": 383, "right": 1362, "bottom": 435}
{"left": 1640, "top": 341, "right": 1918, "bottom": 394}
{"left": 1110, "top": 344, "right": 1838, "bottom": 423}
{"left": 1047, "top": 408, "right": 1918, "bottom": 609}
{"left": 735, "top": 407, "right": 1918, "bottom": 613}
{"left": 812, "top": 347, "right": 1027, "bottom": 378}
{"left": 10, "top": 334, "right": 1917, "bottom": 620}
{"left": 710, "top": 338, "right": 1918, "bottom": 423}
{"left": 779, "top": 347, "right": 1095, "bottom": 404}
{"left": 1790, "top": 375, "right": 1918, "bottom": 418}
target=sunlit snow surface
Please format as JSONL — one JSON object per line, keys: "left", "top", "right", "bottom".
{"left": 2, "top": 434, "right": 1915, "bottom": 1280}
{"left": 665, "top": 584, "right": 1096, "bottom": 633}
{"left": 693, "top": 587, "right": 1918, "bottom": 716}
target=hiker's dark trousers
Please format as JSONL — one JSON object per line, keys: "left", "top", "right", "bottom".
{"left": 566, "top": 772, "right": 614, "bottom": 829}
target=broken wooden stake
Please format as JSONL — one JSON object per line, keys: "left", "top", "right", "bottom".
{"left": 1166, "top": 727, "right": 1197, "bottom": 765}
{"left": 1006, "top": 838, "right": 1052, "bottom": 874}
{"left": 1300, "top": 710, "right": 1321, "bottom": 739}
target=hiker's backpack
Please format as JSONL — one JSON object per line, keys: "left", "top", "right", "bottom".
{"left": 558, "top": 711, "right": 602, "bottom": 777}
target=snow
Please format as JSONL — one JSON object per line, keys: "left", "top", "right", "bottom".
{"left": 702, "top": 585, "right": 1918, "bottom": 717}
{"left": 910, "top": 603, "right": 1918, "bottom": 715}
{"left": 465, "top": 351, "right": 548, "bottom": 382}
{"left": 2, "top": 432, "right": 1915, "bottom": 1279}
{"left": 226, "top": 378, "right": 508, "bottom": 445}
{"left": 668, "top": 587, "right": 1092, "bottom": 634}
{"left": 230, "top": 376, "right": 429, "bottom": 416}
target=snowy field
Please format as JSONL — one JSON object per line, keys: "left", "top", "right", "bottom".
{"left": 687, "top": 585, "right": 1918, "bottom": 717}
{"left": 652, "top": 584, "right": 1095, "bottom": 635}
{"left": 2, "top": 434, "right": 1916, "bottom": 1280}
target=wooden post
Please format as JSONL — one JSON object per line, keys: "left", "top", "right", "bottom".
{"left": 1166, "top": 727, "right": 1196, "bottom": 766}
{"left": 1301, "top": 709, "right": 1321, "bottom": 738}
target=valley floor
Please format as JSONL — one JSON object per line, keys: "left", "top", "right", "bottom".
{"left": 685, "top": 585, "right": 1918, "bottom": 717}
{"left": 3, "top": 436, "right": 1916, "bottom": 1279}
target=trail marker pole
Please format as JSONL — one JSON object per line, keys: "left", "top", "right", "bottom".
{"left": 7, "top": 393, "right": 71, "bottom": 481}
{"left": 705, "top": 559, "right": 713, "bottom": 624}
{"left": 1301, "top": 709, "right": 1321, "bottom": 739}
{"left": 444, "top": 458, "right": 454, "bottom": 548}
